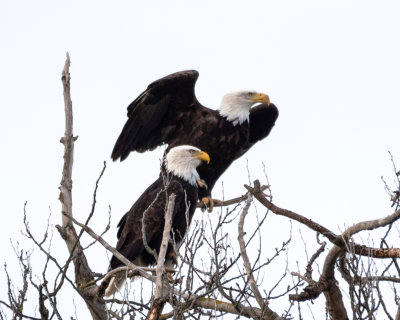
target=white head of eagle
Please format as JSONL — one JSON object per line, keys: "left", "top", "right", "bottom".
{"left": 219, "top": 90, "right": 270, "bottom": 126}
{"left": 165, "top": 145, "right": 210, "bottom": 186}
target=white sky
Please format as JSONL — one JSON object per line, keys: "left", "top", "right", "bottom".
{"left": 1, "top": 0, "right": 400, "bottom": 318}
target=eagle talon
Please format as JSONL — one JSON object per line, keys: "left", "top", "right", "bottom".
{"left": 197, "top": 178, "right": 208, "bottom": 190}
{"left": 201, "top": 197, "right": 222, "bottom": 212}
{"left": 165, "top": 272, "right": 182, "bottom": 284}
{"left": 166, "top": 271, "right": 175, "bottom": 283}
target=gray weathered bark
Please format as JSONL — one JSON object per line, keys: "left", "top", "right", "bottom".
{"left": 58, "top": 53, "right": 108, "bottom": 320}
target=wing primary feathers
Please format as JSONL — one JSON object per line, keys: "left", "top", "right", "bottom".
{"left": 111, "top": 95, "right": 171, "bottom": 161}
{"left": 111, "top": 70, "right": 200, "bottom": 161}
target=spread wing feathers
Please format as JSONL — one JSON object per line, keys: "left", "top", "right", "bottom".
{"left": 110, "top": 178, "right": 187, "bottom": 269}
{"left": 112, "top": 70, "right": 200, "bottom": 161}
{"left": 249, "top": 103, "right": 279, "bottom": 144}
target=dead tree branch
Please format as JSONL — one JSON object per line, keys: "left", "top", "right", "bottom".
{"left": 58, "top": 52, "right": 107, "bottom": 320}
{"left": 245, "top": 180, "right": 400, "bottom": 259}
{"left": 196, "top": 186, "right": 269, "bottom": 210}
{"left": 148, "top": 194, "right": 176, "bottom": 320}
{"left": 237, "top": 194, "right": 266, "bottom": 309}
{"left": 62, "top": 212, "right": 158, "bottom": 287}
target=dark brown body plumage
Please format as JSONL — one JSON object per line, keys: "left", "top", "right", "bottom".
{"left": 110, "top": 175, "right": 198, "bottom": 270}
{"left": 112, "top": 70, "right": 279, "bottom": 198}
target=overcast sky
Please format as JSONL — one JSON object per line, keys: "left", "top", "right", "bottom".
{"left": 1, "top": 0, "right": 400, "bottom": 318}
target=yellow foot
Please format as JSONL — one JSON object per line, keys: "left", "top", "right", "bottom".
{"left": 166, "top": 271, "right": 175, "bottom": 283}
{"left": 200, "top": 197, "right": 222, "bottom": 212}
{"left": 197, "top": 178, "right": 208, "bottom": 190}
{"left": 165, "top": 272, "right": 183, "bottom": 284}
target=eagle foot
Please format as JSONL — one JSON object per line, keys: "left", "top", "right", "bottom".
{"left": 197, "top": 178, "right": 208, "bottom": 190}
{"left": 200, "top": 197, "right": 222, "bottom": 213}
{"left": 165, "top": 272, "right": 183, "bottom": 284}
{"left": 166, "top": 251, "right": 178, "bottom": 266}
{"left": 166, "top": 271, "right": 175, "bottom": 283}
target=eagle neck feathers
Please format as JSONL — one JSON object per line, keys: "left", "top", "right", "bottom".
{"left": 218, "top": 92, "right": 252, "bottom": 126}
{"left": 165, "top": 153, "right": 200, "bottom": 187}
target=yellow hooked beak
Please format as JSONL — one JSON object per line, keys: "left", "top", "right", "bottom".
{"left": 251, "top": 92, "right": 270, "bottom": 105}
{"left": 195, "top": 151, "right": 210, "bottom": 164}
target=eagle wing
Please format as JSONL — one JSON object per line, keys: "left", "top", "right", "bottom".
{"left": 248, "top": 103, "right": 279, "bottom": 145}
{"left": 112, "top": 70, "right": 200, "bottom": 161}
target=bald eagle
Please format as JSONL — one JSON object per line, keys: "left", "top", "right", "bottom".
{"left": 112, "top": 70, "right": 278, "bottom": 207}
{"left": 105, "top": 145, "right": 210, "bottom": 296}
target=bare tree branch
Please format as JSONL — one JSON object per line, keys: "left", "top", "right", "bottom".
{"left": 58, "top": 52, "right": 107, "bottom": 320}
{"left": 184, "top": 296, "right": 282, "bottom": 320}
{"left": 237, "top": 194, "right": 265, "bottom": 309}
{"left": 319, "top": 247, "right": 349, "bottom": 320}
{"left": 246, "top": 180, "right": 400, "bottom": 259}
{"left": 148, "top": 194, "right": 176, "bottom": 320}
{"left": 62, "top": 211, "right": 157, "bottom": 286}
{"left": 196, "top": 186, "right": 270, "bottom": 210}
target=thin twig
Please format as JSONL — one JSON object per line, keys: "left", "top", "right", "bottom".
{"left": 237, "top": 194, "right": 266, "bottom": 309}
{"left": 62, "top": 211, "right": 157, "bottom": 285}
